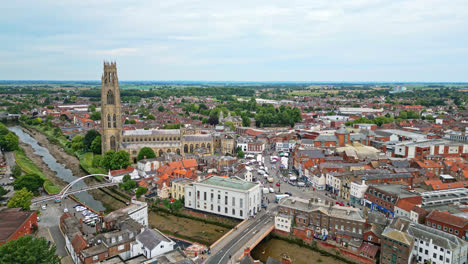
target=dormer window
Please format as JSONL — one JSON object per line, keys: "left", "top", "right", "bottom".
{"left": 118, "top": 235, "right": 123, "bottom": 242}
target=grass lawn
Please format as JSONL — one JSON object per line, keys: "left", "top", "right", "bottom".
{"left": 14, "top": 149, "right": 60, "bottom": 194}
{"left": 79, "top": 152, "right": 107, "bottom": 178}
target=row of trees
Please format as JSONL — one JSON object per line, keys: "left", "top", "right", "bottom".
{"left": 69, "top": 130, "right": 101, "bottom": 154}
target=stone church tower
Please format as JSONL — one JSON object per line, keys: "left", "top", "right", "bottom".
{"left": 101, "top": 62, "right": 122, "bottom": 154}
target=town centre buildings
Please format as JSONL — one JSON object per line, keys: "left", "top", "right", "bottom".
{"left": 184, "top": 176, "right": 262, "bottom": 219}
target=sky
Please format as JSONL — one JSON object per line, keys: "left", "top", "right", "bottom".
{"left": 1, "top": 0, "right": 468, "bottom": 81}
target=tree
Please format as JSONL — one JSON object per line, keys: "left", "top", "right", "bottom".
{"left": 136, "top": 187, "right": 148, "bottom": 198}
{"left": 100, "top": 150, "right": 131, "bottom": 170}
{"left": 120, "top": 178, "right": 137, "bottom": 191}
{"left": 0, "top": 235, "right": 59, "bottom": 264}
{"left": 13, "top": 173, "right": 44, "bottom": 194}
{"left": 89, "top": 111, "right": 101, "bottom": 121}
{"left": 83, "top": 130, "right": 100, "bottom": 151}
{"left": 0, "top": 123, "right": 9, "bottom": 135}
{"left": 0, "top": 186, "right": 8, "bottom": 199}
{"left": 92, "top": 154, "right": 102, "bottom": 168}
{"left": 70, "top": 135, "right": 84, "bottom": 152}
{"left": 237, "top": 149, "right": 245, "bottom": 159}
{"left": 158, "top": 106, "right": 165, "bottom": 112}
{"left": 7, "top": 188, "right": 33, "bottom": 210}
{"left": 90, "top": 136, "right": 102, "bottom": 154}
{"left": 0, "top": 132, "right": 19, "bottom": 151}
{"left": 242, "top": 116, "right": 250, "bottom": 127}
{"left": 145, "top": 114, "right": 155, "bottom": 120}
{"left": 172, "top": 199, "right": 183, "bottom": 212}
{"left": 137, "top": 147, "right": 156, "bottom": 161}
{"left": 208, "top": 116, "right": 219, "bottom": 126}
{"left": 12, "top": 165, "right": 21, "bottom": 178}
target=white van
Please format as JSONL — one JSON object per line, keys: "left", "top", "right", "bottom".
{"left": 269, "top": 188, "right": 275, "bottom": 193}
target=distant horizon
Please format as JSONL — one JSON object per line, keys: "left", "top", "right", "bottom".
{"left": 1, "top": 80, "right": 468, "bottom": 85}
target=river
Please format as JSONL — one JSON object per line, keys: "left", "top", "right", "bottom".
{"left": 9, "top": 127, "right": 105, "bottom": 211}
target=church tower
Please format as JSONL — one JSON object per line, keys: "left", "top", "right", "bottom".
{"left": 101, "top": 62, "right": 122, "bottom": 154}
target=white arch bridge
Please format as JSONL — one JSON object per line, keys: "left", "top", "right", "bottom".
{"left": 32, "top": 174, "right": 119, "bottom": 205}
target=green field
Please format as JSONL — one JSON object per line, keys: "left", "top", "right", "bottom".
{"left": 14, "top": 149, "right": 60, "bottom": 194}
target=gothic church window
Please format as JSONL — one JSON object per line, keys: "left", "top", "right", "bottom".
{"left": 107, "top": 90, "right": 115, "bottom": 105}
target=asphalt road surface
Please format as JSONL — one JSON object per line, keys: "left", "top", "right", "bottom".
{"left": 206, "top": 212, "right": 273, "bottom": 264}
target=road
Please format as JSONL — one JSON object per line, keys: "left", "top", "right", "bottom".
{"left": 205, "top": 211, "right": 274, "bottom": 264}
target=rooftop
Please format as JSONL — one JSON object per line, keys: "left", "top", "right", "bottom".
{"left": 198, "top": 176, "right": 258, "bottom": 191}
{"left": 123, "top": 129, "right": 181, "bottom": 136}
{"left": 0, "top": 208, "right": 36, "bottom": 242}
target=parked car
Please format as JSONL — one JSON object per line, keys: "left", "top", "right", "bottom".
{"left": 41, "top": 205, "right": 47, "bottom": 210}
{"left": 63, "top": 208, "right": 68, "bottom": 213}
{"left": 336, "top": 201, "right": 344, "bottom": 206}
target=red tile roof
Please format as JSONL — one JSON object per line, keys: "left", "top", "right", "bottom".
{"left": 424, "top": 179, "right": 468, "bottom": 190}
{"left": 110, "top": 166, "right": 134, "bottom": 176}
{"left": 71, "top": 234, "right": 88, "bottom": 253}
{"left": 426, "top": 210, "right": 468, "bottom": 228}
{"left": 359, "top": 243, "right": 379, "bottom": 258}
{"left": 396, "top": 200, "right": 417, "bottom": 212}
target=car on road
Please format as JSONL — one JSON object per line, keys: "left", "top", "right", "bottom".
{"left": 336, "top": 201, "right": 344, "bottom": 206}
{"left": 276, "top": 182, "right": 280, "bottom": 187}
{"left": 285, "top": 192, "right": 292, "bottom": 196}
{"left": 41, "top": 205, "right": 47, "bottom": 210}
{"left": 63, "top": 208, "right": 69, "bottom": 213}
{"left": 9, "top": 177, "right": 14, "bottom": 181}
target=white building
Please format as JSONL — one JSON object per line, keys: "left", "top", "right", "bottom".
{"left": 136, "top": 158, "right": 161, "bottom": 177}
{"left": 131, "top": 228, "right": 176, "bottom": 259}
{"left": 275, "top": 214, "right": 292, "bottom": 233}
{"left": 105, "top": 200, "right": 149, "bottom": 227}
{"left": 109, "top": 166, "right": 139, "bottom": 183}
{"left": 326, "top": 173, "right": 342, "bottom": 194}
{"left": 410, "top": 223, "right": 468, "bottom": 264}
{"left": 350, "top": 180, "right": 367, "bottom": 205}
{"left": 185, "top": 176, "right": 262, "bottom": 219}
{"left": 276, "top": 141, "right": 296, "bottom": 152}
{"left": 309, "top": 173, "right": 325, "bottom": 191}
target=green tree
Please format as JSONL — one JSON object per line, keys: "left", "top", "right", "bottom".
{"left": 0, "top": 235, "right": 59, "bottom": 264}
{"left": 0, "top": 123, "right": 9, "bottom": 135}
{"left": 158, "top": 106, "right": 165, "bottom": 112}
{"left": 136, "top": 186, "right": 148, "bottom": 198}
{"left": 137, "top": 147, "right": 156, "bottom": 161}
{"left": 12, "top": 165, "right": 22, "bottom": 178}
{"left": 100, "top": 150, "right": 131, "bottom": 170}
{"left": 224, "top": 121, "right": 235, "bottom": 130}
{"left": 145, "top": 114, "right": 155, "bottom": 120}
{"left": 0, "top": 132, "right": 19, "bottom": 151}
{"left": 70, "top": 135, "right": 84, "bottom": 152}
{"left": 90, "top": 136, "right": 102, "bottom": 154}
{"left": 92, "top": 155, "right": 102, "bottom": 168}
{"left": 13, "top": 173, "right": 44, "bottom": 194}
{"left": 83, "top": 130, "right": 100, "bottom": 151}
{"left": 7, "top": 188, "right": 33, "bottom": 210}
{"left": 89, "top": 111, "right": 101, "bottom": 121}
{"left": 172, "top": 199, "right": 183, "bottom": 212}
{"left": 0, "top": 186, "right": 8, "bottom": 199}
{"left": 120, "top": 178, "right": 137, "bottom": 191}
{"left": 237, "top": 149, "right": 245, "bottom": 158}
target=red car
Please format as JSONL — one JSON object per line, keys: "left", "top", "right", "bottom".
{"left": 276, "top": 182, "right": 280, "bottom": 187}
{"left": 336, "top": 201, "right": 344, "bottom": 206}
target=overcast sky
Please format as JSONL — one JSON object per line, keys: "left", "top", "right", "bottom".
{"left": 1, "top": 0, "right": 467, "bottom": 81}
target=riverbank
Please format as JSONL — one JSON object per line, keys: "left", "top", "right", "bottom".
{"left": 17, "top": 126, "right": 127, "bottom": 212}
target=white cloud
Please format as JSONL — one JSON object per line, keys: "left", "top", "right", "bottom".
{"left": 0, "top": 0, "right": 467, "bottom": 80}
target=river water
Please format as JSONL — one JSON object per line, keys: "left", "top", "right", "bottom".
{"left": 9, "top": 127, "right": 105, "bottom": 211}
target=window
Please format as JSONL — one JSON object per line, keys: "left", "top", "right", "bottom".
{"left": 425, "top": 250, "right": 428, "bottom": 255}
{"left": 444, "top": 226, "right": 447, "bottom": 231}
{"left": 433, "top": 253, "right": 437, "bottom": 258}
{"left": 211, "top": 204, "right": 213, "bottom": 210}
{"left": 189, "top": 192, "right": 191, "bottom": 197}
{"left": 432, "top": 223, "right": 436, "bottom": 228}
{"left": 240, "top": 198, "right": 243, "bottom": 206}
{"left": 449, "top": 228, "right": 453, "bottom": 233}
{"left": 225, "top": 207, "right": 228, "bottom": 214}
{"left": 240, "top": 210, "right": 243, "bottom": 217}
{"left": 439, "top": 255, "right": 443, "bottom": 261}
{"left": 118, "top": 245, "right": 124, "bottom": 251}
{"left": 368, "top": 235, "right": 373, "bottom": 241}
{"left": 225, "top": 196, "right": 228, "bottom": 205}
{"left": 232, "top": 197, "right": 235, "bottom": 206}
{"left": 93, "top": 256, "right": 99, "bottom": 261}
{"left": 204, "top": 192, "right": 207, "bottom": 200}
{"left": 427, "top": 221, "right": 431, "bottom": 226}
{"left": 232, "top": 209, "right": 235, "bottom": 215}
{"left": 118, "top": 235, "right": 122, "bottom": 241}
{"left": 437, "top": 224, "right": 441, "bottom": 229}
{"left": 419, "top": 248, "right": 423, "bottom": 253}
{"left": 434, "top": 246, "right": 438, "bottom": 250}
{"left": 455, "top": 230, "right": 459, "bottom": 235}
{"left": 218, "top": 206, "right": 220, "bottom": 212}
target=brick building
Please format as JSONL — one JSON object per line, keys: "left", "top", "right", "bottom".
{"left": 425, "top": 210, "right": 468, "bottom": 240}
{"left": 363, "top": 184, "right": 422, "bottom": 218}
{"left": 277, "top": 197, "right": 366, "bottom": 249}
{"left": 0, "top": 208, "right": 37, "bottom": 245}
